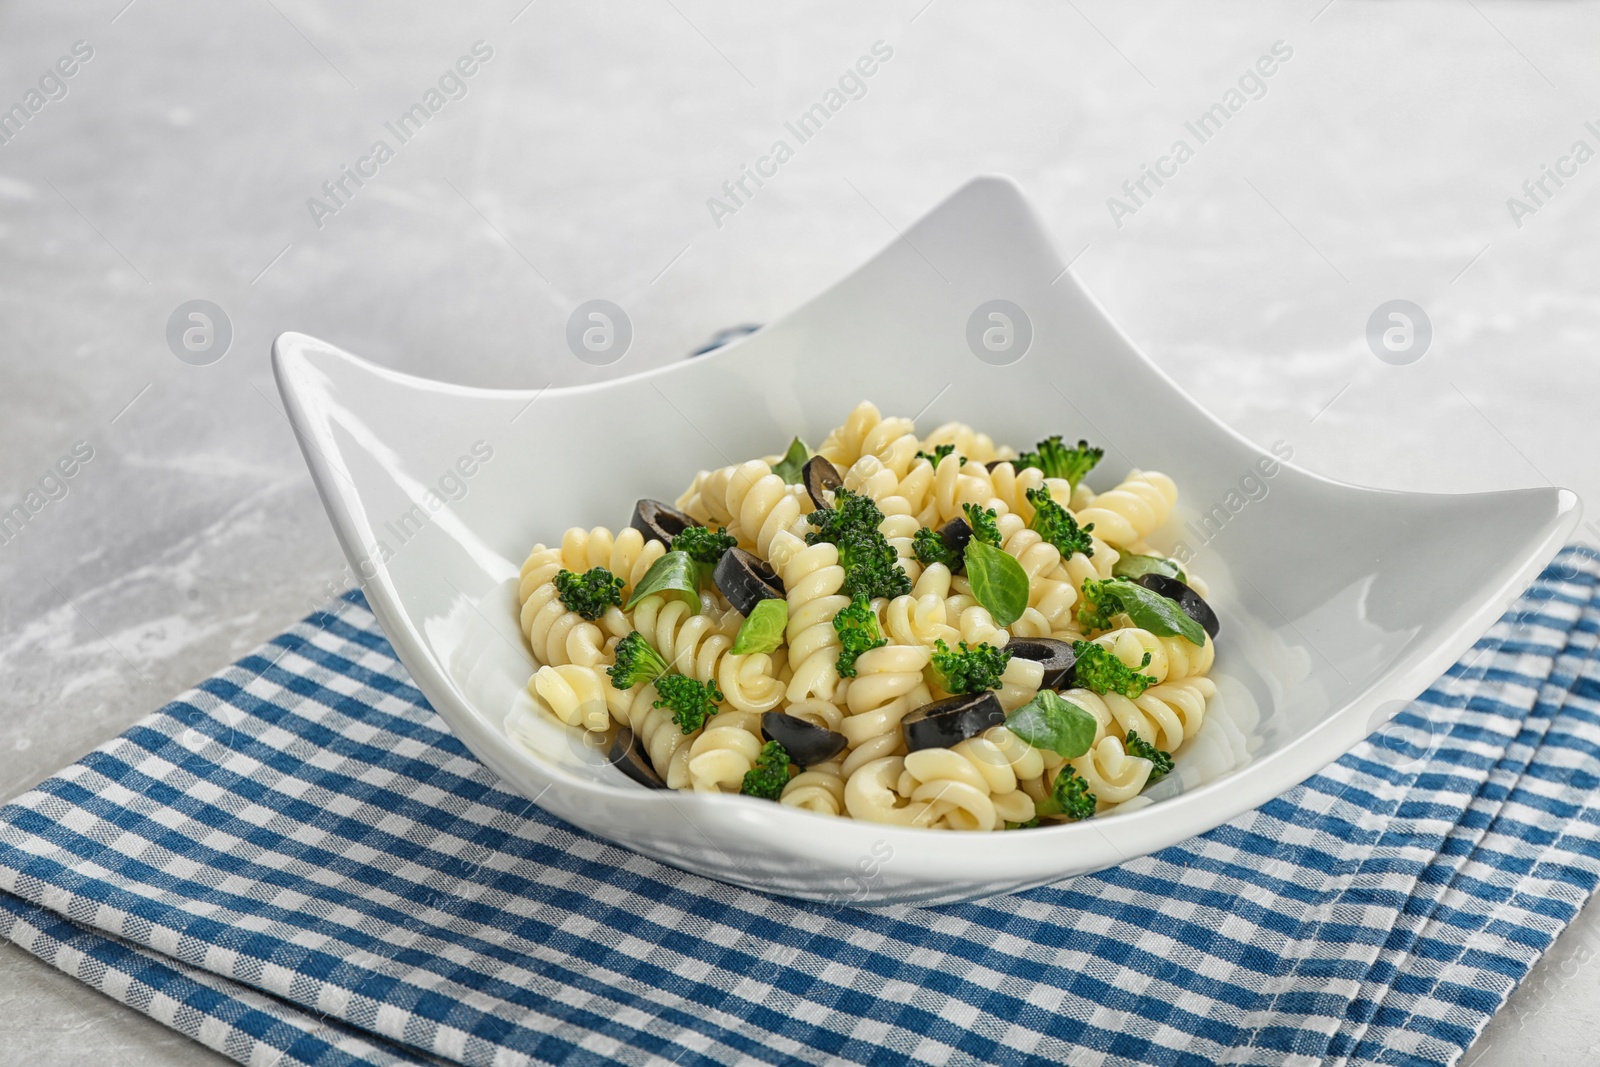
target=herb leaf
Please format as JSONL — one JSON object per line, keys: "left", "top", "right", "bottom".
{"left": 1112, "top": 554, "right": 1187, "bottom": 584}
{"left": 772, "top": 437, "right": 810, "bottom": 484}
{"left": 1005, "top": 690, "right": 1098, "bottom": 759}
{"left": 964, "top": 539, "right": 1028, "bottom": 627}
{"left": 1093, "top": 578, "right": 1205, "bottom": 646}
{"left": 731, "top": 598, "right": 788, "bottom": 654}
{"left": 625, "top": 550, "right": 702, "bottom": 614}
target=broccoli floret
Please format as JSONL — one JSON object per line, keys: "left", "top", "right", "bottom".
{"left": 912, "top": 526, "right": 960, "bottom": 569}
{"left": 1026, "top": 487, "right": 1095, "bottom": 559}
{"left": 1037, "top": 765, "right": 1097, "bottom": 820}
{"left": 808, "top": 488, "right": 910, "bottom": 600}
{"left": 607, "top": 632, "right": 671, "bottom": 690}
{"left": 671, "top": 525, "right": 737, "bottom": 565}
{"left": 1124, "top": 729, "right": 1173, "bottom": 783}
{"left": 1004, "top": 818, "right": 1041, "bottom": 830}
{"left": 554, "top": 567, "right": 624, "bottom": 620}
{"left": 931, "top": 638, "right": 1012, "bottom": 694}
{"left": 653, "top": 674, "right": 723, "bottom": 734}
{"left": 838, "top": 531, "right": 911, "bottom": 600}
{"left": 1015, "top": 436, "right": 1103, "bottom": 490}
{"left": 834, "top": 593, "right": 888, "bottom": 677}
{"left": 740, "top": 740, "right": 793, "bottom": 799}
{"left": 1070, "top": 640, "right": 1156, "bottom": 698}
{"left": 915, "top": 444, "right": 960, "bottom": 466}
{"left": 806, "top": 487, "right": 885, "bottom": 546}
{"left": 962, "top": 503, "right": 1001, "bottom": 548}
{"left": 1075, "top": 578, "right": 1122, "bottom": 633}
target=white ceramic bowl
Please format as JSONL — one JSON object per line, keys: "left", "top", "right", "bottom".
{"left": 273, "top": 176, "right": 1578, "bottom": 908}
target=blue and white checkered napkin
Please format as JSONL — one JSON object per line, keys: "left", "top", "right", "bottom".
{"left": 5, "top": 547, "right": 1600, "bottom": 1067}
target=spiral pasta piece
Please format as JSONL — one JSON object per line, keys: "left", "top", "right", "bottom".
{"left": 920, "top": 421, "right": 1011, "bottom": 465}
{"left": 780, "top": 542, "right": 851, "bottom": 702}
{"left": 818, "top": 401, "right": 918, "bottom": 470}
{"left": 1067, "top": 736, "right": 1154, "bottom": 808}
{"left": 899, "top": 728, "right": 1037, "bottom": 831}
{"left": 1074, "top": 470, "right": 1179, "bottom": 548}
{"left": 722, "top": 460, "right": 813, "bottom": 559}
{"left": 838, "top": 644, "right": 932, "bottom": 776}
{"left": 519, "top": 582, "right": 607, "bottom": 667}
{"left": 530, "top": 663, "right": 611, "bottom": 732}
{"left": 687, "top": 709, "right": 765, "bottom": 793}
{"left": 843, "top": 756, "right": 941, "bottom": 827}
{"left": 781, "top": 759, "right": 846, "bottom": 815}
{"left": 1090, "top": 626, "right": 1215, "bottom": 685}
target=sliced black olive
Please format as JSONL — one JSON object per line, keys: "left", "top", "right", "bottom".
{"left": 802, "top": 455, "right": 843, "bottom": 510}
{"left": 1004, "top": 637, "right": 1077, "bottom": 689}
{"left": 936, "top": 516, "right": 973, "bottom": 573}
{"left": 631, "top": 499, "right": 696, "bottom": 546}
{"left": 901, "top": 691, "right": 1005, "bottom": 752}
{"left": 984, "top": 459, "right": 1012, "bottom": 473}
{"left": 713, "top": 547, "right": 785, "bottom": 617}
{"left": 609, "top": 727, "right": 668, "bottom": 789}
{"left": 1135, "top": 573, "right": 1220, "bottom": 639}
{"left": 761, "top": 712, "right": 847, "bottom": 767}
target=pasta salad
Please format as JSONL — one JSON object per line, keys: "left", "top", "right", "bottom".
{"left": 515, "top": 401, "right": 1218, "bottom": 831}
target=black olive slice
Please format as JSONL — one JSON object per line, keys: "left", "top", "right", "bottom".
{"left": 984, "top": 459, "right": 1012, "bottom": 473}
{"left": 609, "top": 727, "right": 668, "bottom": 789}
{"left": 713, "top": 547, "right": 785, "bottom": 617}
{"left": 901, "top": 691, "right": 1005, "bottom": 752}
{"left": 1004, "top": 637, "right": 1077, "bottom": 690}
{"left": 1135, "top": 574, "right": 1220, "bottom": 639}
{"left": 631, "top": 499, "right": 696, "bottom": 546}
{"left": 802, "top": 455, "right": 843, "bottom": 510}
{"left": 761, "top": 712, "right": 847, "bottom": 767}
{"left": 936, "top": 516, "right": 973, "bottom": 573}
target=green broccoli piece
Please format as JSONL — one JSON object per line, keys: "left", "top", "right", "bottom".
{"left": 554, "top": 567, "right": 624, "bottom": 620}
{"left": 931, "top": 638, "right": 1012, "bottom": 694}
{"left": 912, "top": 526, "right": 960, "bottom": 569}
{"left": 1036, "top": 765, "right": 1097, "bottom": 820}
{"left": 915, "top": 444, "right": 960, "bottom": 466}
{"left": 740, "top": 740, "right": 793, "bottom": 799}
{"left": 1026, "top": 487, "right": 1095, "bottom": 560}
{"left": 1070, "top": 640, "right": 1157, "bottom": 698}
{"left": 806, "top": 487, "right": 885, "bottom": 546}
{"left": 962, "top": 503, "right": 1001, "bottom": 548}
{"left": 833, "top": 593, "right": 888, "bottom": 677}
{"left": 671, "top": 525, "right": 737, "bottom": 565}
{"left": 607, "top": 632, "right": 671, "bottom": 690}
{"left": 838, "top": 531, "right": 911, "bottom": 600}
{"left": 1124, "top": 729, "right": 1173, "bottom": 783}
{"left": 652, "top": 674, "right": 723, "bottom": 734}
{"left": 1075, "top": 578, "right": 1122, "bottom": 633}
{"left": 1015, "top": 436, "right": 1103, "bottom": 490}
{"left": 808, "top": 488, "right": 910, "bottom": 600}
{"left": 1004, "top": 818, "right": 1041, "bottom": 830}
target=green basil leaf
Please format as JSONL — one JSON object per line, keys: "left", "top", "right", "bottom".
{"left": 731, "top": 597, "right": 788, "bottom": 654}
{"left": 964, "top": 539, "right": 1029, "bottom": 627}
{"left": 1005, "top": 690, "right": 1098, "bottom": 759}
{"left": 1105, "top": 578, "right": 1205, "bottom": 646}
{"left": 772, "top": 436, "right": 810, "bottom": 484}
{"left": 625, "top": 550, "right": 702, "bottom": 614}
{"left": 1111, "top": 553, "right": 1186, "bottom": 585}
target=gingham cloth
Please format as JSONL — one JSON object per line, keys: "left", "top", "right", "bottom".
{"left": 5, "top": 548, "right": 1600, "bottom": 1067}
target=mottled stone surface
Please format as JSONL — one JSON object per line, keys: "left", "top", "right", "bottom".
{"left": 2, "top": 2, "right": 1598, "bottom": 1064}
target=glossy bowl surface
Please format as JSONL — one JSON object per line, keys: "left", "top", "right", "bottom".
{"left": 273, "top": 176, "right": 1578, "bottom": 907}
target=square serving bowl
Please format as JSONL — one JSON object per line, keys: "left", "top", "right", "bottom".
{"left": 273, "top": 176, "right": 1578, "bottom": 908}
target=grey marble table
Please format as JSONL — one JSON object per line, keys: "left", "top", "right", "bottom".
{"left": 3, "top": 2, "right": 1599, "bottom": 1063}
